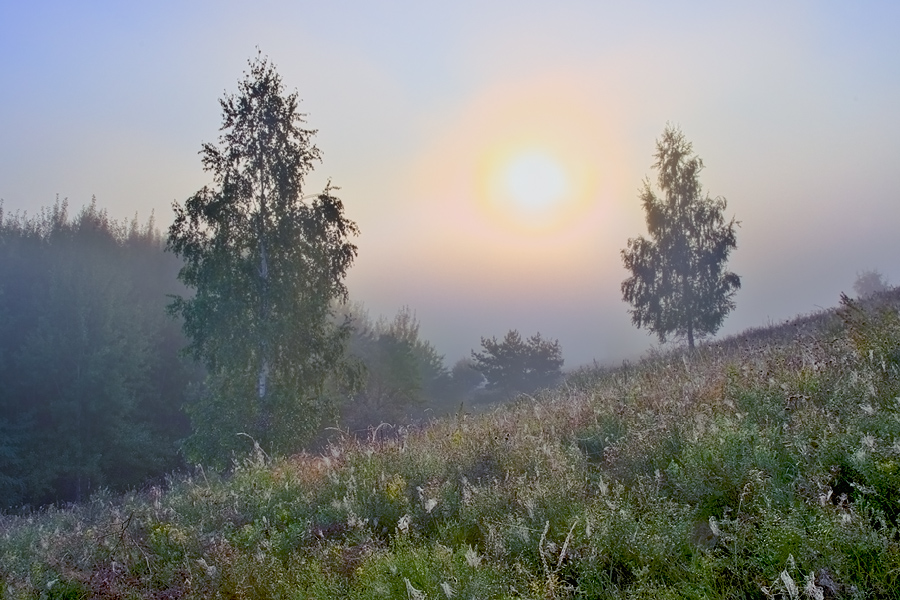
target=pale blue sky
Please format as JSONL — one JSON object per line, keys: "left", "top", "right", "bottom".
{"left": 2, "top": 1, "right": 899, "bottom": 366}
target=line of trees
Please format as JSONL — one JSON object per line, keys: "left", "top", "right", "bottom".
{"left": 0, "top": 56, "right": 570, "bottom": 507}
{"left": 0, "top": 193, "right": 563, "bottom": 507}
{"left": 0, "top": 57, "right": 755, "bottom": 508}
{"left": 334, "top": 308, "right": 565, "bottom": 434}
{"left": 165, "top": 55, "right": 569, "bottom": 462}
{"left": 0, "top": 200, "right": 198, "bottom": 507}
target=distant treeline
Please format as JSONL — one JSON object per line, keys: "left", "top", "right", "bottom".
{"left": 0, "top": 199, "right": 564, "bottom": 509}
{"left": 0, "top": 200, "right": 199, "bottom": 508}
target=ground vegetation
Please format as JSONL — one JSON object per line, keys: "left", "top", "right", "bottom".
{"left": 7, "top": 292, "right": 898, "bottom": 597}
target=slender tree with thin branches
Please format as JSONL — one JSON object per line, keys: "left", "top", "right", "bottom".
{"left": 621, "top": 125, "right": 740, "bottom": 349}
{"left": 167, "top": 54, "right": 358, "bottom": 463}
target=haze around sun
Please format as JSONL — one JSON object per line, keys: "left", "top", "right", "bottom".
{"left": 1, "top": 2, "right": 899, "bottom": 366}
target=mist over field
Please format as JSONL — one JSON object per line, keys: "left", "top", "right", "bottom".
{"left": 0, "top": 0, "right": 897, "bottom": 499}
{"left": 4, "top": 5, "right": 900, "bottom": 597}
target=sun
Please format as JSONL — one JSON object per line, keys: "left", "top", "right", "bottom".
{"left": 408, "top": 73, "right": 625, "bottom": 243}
{"left": 479, "top": 142, "right": 587, "bottom": 233}
{"left": 501, "top": 150, "right": 570, "bottom": 215}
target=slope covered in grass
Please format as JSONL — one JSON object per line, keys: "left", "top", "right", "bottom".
{"left": 4, "top": 293, "right": 900, "bottom": 599}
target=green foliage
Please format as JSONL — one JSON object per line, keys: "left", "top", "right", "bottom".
{"left": 838, "top": 292, "right": 900, "bottom": 399}
{"left": 621, "top": 124, "right": 740, "bottom": 348}
{"left": 471, "top": 330, "right": 563, "bottom": 395}
{"left": 7, "top": 294, "right": 900, "bottom": 597}
{"left": 350, "top": 542, "right": 508, "bottom": 600}
{"left": 377, "top": 306, "right": 449, "bottom": 402}
{"left": 339, "top": 305, "right": 450, "bottom": 433}
{"left": 0, "top": 199, "right": 195, "bottom": 507}
{"left": 167, "top": 54, "right": 358, "bottom": 464}
{"left": 448, "top": 358, "right": 486, "bottom": 394}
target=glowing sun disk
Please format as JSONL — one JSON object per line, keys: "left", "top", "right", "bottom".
{"left": 503, "top": 151, "right": 569, "bottom": 213}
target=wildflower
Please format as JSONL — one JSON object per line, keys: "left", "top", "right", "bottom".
{"left": 397, "top": 514, "right": 411, "bottom": 534}
{"left": 440, "top": 581, "right": 455, "bottom": 598}
{"left": 805, "top": 572, "right": 825, "bottom": 600}
{"left": 404, "top": 578, "right": 426, "bottom": 600}
{"left": 779, "top": 569, "right": 799, "bottom": 600}
{"left": 196, "top": 557, "right": 217, "bottom": 578}
{"left": 461, "top": 477, "right": 473, "bottom": 506}
{"left": 465, "top": 545, "right": 482, "bottom": 568}
{"left": 708, "top": 516, "right": 721, "bottom": 538}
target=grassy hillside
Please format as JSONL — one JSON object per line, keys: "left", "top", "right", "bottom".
{"left": 4, "top": 292, "right": 900, "bottom": 599}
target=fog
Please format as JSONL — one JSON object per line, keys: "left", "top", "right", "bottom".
{"left": 2, "top": 1, "right": 899, "bottom": 367}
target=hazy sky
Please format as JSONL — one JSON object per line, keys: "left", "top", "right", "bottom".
{"left": 2, "top": 1, "right": 899, "bottom": 367}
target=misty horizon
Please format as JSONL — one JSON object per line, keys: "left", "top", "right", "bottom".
{"left": 2, "top": 2, "right": 898, "bottom": 368}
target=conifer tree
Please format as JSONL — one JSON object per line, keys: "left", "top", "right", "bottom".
{"left": 471, "top": 330, "right": 563, "bottom": 394}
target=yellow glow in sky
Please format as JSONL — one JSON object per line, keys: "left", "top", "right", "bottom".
{"left": 479, "top": 141, "right": 595, "bottom": 234}
{"left": 400, "top": 71, "right": 633, "bottom": 290}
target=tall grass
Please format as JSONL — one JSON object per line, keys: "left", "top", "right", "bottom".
{"left": 3, "top": 292, "right": 900, "bottom": 598}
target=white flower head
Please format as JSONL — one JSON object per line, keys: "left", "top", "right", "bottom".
{"left": 465, "top": 545, "right": 482, "bottom": 568}
{"left": 779, "top": 569, "right": 799, "bottom": 600}
{"left": 805, "top": 572, "right": 825, "bottom": 600}
{"left": 397, "top": 514, "right": 411, "bottom": 534}
{"left": 404, "top": 578, "right": 426, "bottom": 600}
{"left": 708, "top": 516, "right": 722, "bottom": 537}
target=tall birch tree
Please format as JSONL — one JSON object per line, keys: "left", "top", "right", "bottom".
{"left": 167, "top": 55, "right": 358, "bottom": 464}
{"left": 621, "top": 125, "right": 740, "bottom": 349}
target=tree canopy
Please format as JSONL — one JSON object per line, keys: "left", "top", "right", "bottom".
{"left": 0, "top": 199, "right": 195, "bottom": 507}
{"left": 621, "top": 125, "right": 740, "bottom": 348}
{"left": 167, "top": 55, "right": 358, "bottom": 464}
{"left": 336, "top": 305, "right": 450, "bottom": 434}
{"left": 854, "top": 269, "right": 890, "bottom": 299}
{"left": 471, "top": 330, "right": 563, "bottom": 395}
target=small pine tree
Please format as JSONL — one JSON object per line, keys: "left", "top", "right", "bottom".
{"left": 471, "top": 330, "right": 563, "bottom": 395}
